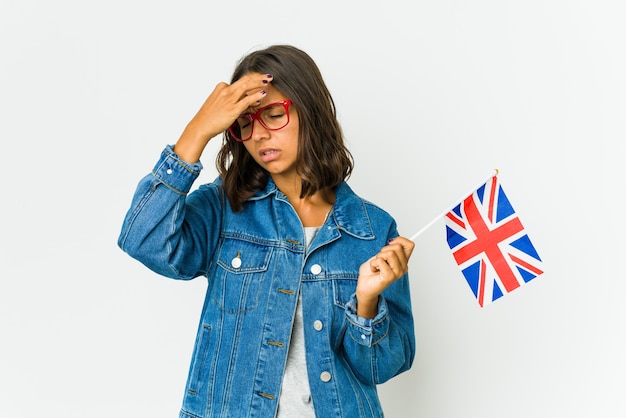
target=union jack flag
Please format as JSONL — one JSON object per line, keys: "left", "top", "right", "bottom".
{"left": 445, "top": 175, "right": 543, "bottom": 307}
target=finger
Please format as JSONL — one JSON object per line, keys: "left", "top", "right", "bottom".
{"left": 372, "top": 255, "right": 395, "bottom": 283}
{"left": 243, "top": 88, "right": 268, "bottom": 107}
{"left": 389, "top": 245, "right": 409, "bottom": 270}
{"left": 232, "top": 73, "right": 273, "bottom": 101}
{"left": 388, "top": 236, "right": 415, "bottom": 259}
{"left": 369, "top": 256, "right": 382, "bottom": 274}
{"left": 378, "top": 244, "right": 408, "bottom": 272}
{"left": 380, "top": 243, "right": 414, "bottom": 279}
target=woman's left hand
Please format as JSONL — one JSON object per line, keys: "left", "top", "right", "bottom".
{"left": 355, "top": 236, "right": 415, "bottom": 318}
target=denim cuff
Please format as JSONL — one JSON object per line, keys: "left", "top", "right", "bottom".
{"left": 345, "top": 293, "right": 389, "bottom": 347}
{"left": 151, "top": 145, "right": 203, "bottom": 194}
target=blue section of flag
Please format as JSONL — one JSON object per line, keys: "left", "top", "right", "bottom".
{"left": 476, "top": 184, "right": 485, "bottom": 204}
{"left": 461, "top": 261, "right": 481, "bottom": 298}
{"left": 517, "top": 266, "right": 538, "bottom": 283}
{"left": 446, "top": 225, "right": 466, "bottom": 248}
{"left": 492, "top": 280, "right": 503, "bottom": 301}
{"left": 452, "top": 203, "right": 462, "bottom": 218}
{"left": 496, "top": 187, "right": 515, "bottom": 222}
{"left": 510, "top": 235, "right": 542, "bottom": 261}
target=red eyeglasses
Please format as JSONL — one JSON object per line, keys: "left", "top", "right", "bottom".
{"left": 228, "top": 100, "right": 292, "bottom": 142}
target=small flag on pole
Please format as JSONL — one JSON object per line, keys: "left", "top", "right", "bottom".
{"left": 445, "top": 174, "right": 543, "bottom": 307}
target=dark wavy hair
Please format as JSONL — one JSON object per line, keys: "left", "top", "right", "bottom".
{"left": 216, "top": 45, "right": 353, "bottom": 211}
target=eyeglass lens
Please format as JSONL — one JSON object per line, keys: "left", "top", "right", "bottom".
{"left": 230, "top": 102, "right": 289, "bottom": 141}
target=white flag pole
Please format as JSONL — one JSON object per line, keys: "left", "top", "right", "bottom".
{"left": 408, "top": 169, "right": 499, "bottom": 242}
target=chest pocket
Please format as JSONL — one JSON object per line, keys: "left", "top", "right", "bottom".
{"left": 213, "top": 238, "right": 273, "bottom": 314}
{"left": 332, "top": 276, "right": 359, "bottom": 309}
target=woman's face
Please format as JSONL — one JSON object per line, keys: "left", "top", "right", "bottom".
{"left": 241, "top": 85, "right": 300, "bottom": 181}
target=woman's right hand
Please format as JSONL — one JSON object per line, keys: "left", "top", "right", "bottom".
{"left": 173, "top": 72, "right": 273, "bottom": 163}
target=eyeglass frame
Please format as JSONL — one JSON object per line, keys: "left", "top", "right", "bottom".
{"left": 228, "top": 99, "right": 293, "bottom": 142}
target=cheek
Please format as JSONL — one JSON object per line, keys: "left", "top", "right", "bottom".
{"left": 242, "top": 141, "right": 256, "bottom": 156}
{"left": 291, "top": 113, "right": 300, "bottom": 134}
{"left": 287, "top": 116, "right": 300, "bottom": 146}
{"left": 241, "top": 142, "right": 264, "bottom": 164}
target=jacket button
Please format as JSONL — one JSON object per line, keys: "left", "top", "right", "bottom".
{"left": 231, "top": 257, "right": 242, "bottom": 268}
{"left": 320, "top": 371, "right": 332, "bottom": 382}
{"left": 310, "top": 264, "right": 322, "bottom": 275}
{"left": 313, "top": 320, "right": 323, "bottom": 331}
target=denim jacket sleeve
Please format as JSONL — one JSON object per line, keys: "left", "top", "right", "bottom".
{"left": 117, "top": 145, "right": 222, "bottom": 280}
{"left": 341, "top": 226, "right": 415, "bottom": 385}
{"left": 336, "top": 221, "right": 415, "bottom": 385}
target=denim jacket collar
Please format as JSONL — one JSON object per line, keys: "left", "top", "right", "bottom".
{"left": 247, "top": 178, "right": 375, "bottom": 241}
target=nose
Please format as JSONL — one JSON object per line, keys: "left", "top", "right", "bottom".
{"left": 250, "top": 118, "right": 269, "bottom": 141}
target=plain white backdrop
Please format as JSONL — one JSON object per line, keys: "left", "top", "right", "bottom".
{"left": 1, "top": 1, "right": 625, "bottom": 417}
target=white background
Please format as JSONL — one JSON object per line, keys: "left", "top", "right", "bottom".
{"left": 1, "top": 1, "right": 625, "bottom": 417}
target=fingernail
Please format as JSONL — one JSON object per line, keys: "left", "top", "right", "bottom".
{"left": 266, "top": 74, "right": 273, "bottom": 78}
{"left": 260, "top": 90, "right": 266, "bottom": 95}
{"left": 262, "top": 79, "right": 268, "bottom": 84}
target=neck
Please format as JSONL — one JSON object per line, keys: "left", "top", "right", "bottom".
{"left": 273, "top": 175, "right": 335, "bottom": 227}
{"left": 272, "top": 172, "right": 302, "bottom": 203}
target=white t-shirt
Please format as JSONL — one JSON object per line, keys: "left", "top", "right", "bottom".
{"left": 276, "top": 226, "right": 320, "bottom": 417}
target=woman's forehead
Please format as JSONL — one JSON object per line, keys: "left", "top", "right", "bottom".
{"left": 248, "top": 85, "right": 287, "bottom": 112}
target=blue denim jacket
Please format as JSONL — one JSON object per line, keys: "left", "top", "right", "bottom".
{"left": 118, "top": 145, "right": 415, "bottom": 418}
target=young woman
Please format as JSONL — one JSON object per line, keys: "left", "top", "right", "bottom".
{"left": 118, "top": 44, "right": 415, "bottom": 418}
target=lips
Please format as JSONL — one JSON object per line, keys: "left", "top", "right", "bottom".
{"left": 259, "top": 148, "right": 281, "bottom": 163}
